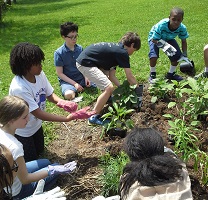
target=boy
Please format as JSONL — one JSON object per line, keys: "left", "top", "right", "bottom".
{"left": 9, "top": 42, "right": 95, "bottom": 162}
{"left": 76, "top": 32, "right": 141, "bottom": 125}
{"left": 54, "top": 22, "right": 93, "bottom": 101}
{"left": 148, "top": 7, "right": 189, "bottom": 83}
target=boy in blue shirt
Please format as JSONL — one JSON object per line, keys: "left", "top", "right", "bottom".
{"left": 54, "top": 22, "right": 92, "bottom": 100}
{"left": 148, "top": 7, "right": 189, "bottom": 83}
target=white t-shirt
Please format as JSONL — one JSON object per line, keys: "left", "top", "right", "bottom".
{"left": 1, "top": 129, "right": 24, "bottom": 196}
{"left": 9, "top": 71, "right": 54, "bottom": 137}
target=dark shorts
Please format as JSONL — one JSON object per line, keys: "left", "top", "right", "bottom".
{"left": 148, "top": 39, "right": 182, "bottom": 62}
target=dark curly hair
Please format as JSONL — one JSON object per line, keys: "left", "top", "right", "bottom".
{"left": 119, "top": 127, "right": 183, "bottom": 199}
{"left": 60, "top": 21, "right": 78, "bottom": 37}
{"left": 10, "top": 42, "right": 45, "bottom": 77}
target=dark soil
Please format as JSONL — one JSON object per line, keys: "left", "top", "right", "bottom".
{"left": 45, "top": 84, "right": 208, "bottom": 200}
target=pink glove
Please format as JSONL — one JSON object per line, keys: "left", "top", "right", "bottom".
{"left": 48, "top": 161, "right": 77, "bottom": 176}
{"left": 57, "top": 100, "right": 78, "bottom": 113}
{"left": 71, "top": 106, "right": 96, "bottom": 120}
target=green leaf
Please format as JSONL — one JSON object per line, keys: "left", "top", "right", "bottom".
{"left": 163, "top": 114, "right": 173, "bottom": 118}
{"left": 168, "top": 102, "right": 176, "bottom": 108}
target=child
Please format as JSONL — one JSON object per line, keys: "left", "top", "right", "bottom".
{"left": 148, "top": 7, "right": 189, "bottom": 83}
{"left": 54, "top": 21, "right": 94, "bottom": 101}
{"left": 195, "top": 44, "right": 208, "bottom": 78}
{"left": 76, "top": 32, "right": 141, "bottom": 125}
{"left": 9, "top": 42, "right": 95, "bottom": 162}
{"left": 0, "top": 96, "right": 77, "bottom": 199}
{"left": 119, "top": 127, "right": 193, "bottom": 200}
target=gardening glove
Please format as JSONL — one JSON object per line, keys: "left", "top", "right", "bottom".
{"left": 48, "top": 161, "right": 77, "bottom": 176}
{"left": 135, "top": 84, "right": 143, "bottom": 111}
{"left": 92, "top": 195, "right": 120, "bottom": 200}
{"left": 57, "top": 99, "right": 78, "bottom": 113}
{"left": 23, "top": 179, "right": 66, "bottom": 200}
{"left": 177, "top": 55, "right": 193, "bottom": 67}
{"left": 71, "top": 106, "right": 96, "bottom": 120}
{"left": 156, "top": 39, "right": 177, "bottom": 57}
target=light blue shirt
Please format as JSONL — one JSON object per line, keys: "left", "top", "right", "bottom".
{"left": 148, "top": 18, "right": 189, "bottom": 41}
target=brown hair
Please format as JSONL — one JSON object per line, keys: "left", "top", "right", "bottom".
{"left": 0, "top": 96, "right": 29, "bottom": 127}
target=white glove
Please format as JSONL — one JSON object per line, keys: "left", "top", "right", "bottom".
{"left": 92, "top": 195, "right": 120, "bottom": 200}
{"left": 177, "top": 55, "right": 193, "bottom": 67}
{"left": 23, "top": 179, "right": 66, "bottom": 200}
{"left": 156, "top": 39, "right": 177, "bottom": 57}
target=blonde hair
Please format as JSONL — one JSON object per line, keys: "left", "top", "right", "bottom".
{"left": 0, "top": 96, "right": 29, "bottom": 127}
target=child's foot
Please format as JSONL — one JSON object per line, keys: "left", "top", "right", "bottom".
{"left": 166, "top": 72, "right": 183, "bottom": 81}
{"left": 148, "top": 72, "right": 156, "bottom": 84}
{"left": 88, "top": 114, "right": 110, "bottom": 126}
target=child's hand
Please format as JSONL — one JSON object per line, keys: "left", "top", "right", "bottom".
{"left": 70, "top": 107, "right": 96, "bottom": 120}
{"left": 57, "top": 100, "right": 78, "bottom": 113}
{"left": 157, "top": 39, "right": 177, "bottom": 57}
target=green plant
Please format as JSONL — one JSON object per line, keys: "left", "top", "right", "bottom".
{"left": 163, "top": 96, "right": 208, "bottom": 184}
{"left": 112, "top": 80, "right": 138, "bottom": 109}
{"left": 181, "top": 77, "right": 208, "bottom": 119}
{"left": 148, "top": 78, "right": 175, "bottom": 103}
{"left": 101, "top": 102, "right": 134, "bottom": 138}
{"left": 98, "top": 151, "right": 129, "bottom": 197}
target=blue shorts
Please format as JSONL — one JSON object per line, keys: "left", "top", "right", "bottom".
{"left": 60, "top": 80, "right": 96, "bottom": 96}
{"left": 148, "top": 39, "right": 182, "bottom": 62}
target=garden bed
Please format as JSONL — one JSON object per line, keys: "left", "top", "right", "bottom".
{"left": 45, "top": 84, "right": 208, "bottom": 200}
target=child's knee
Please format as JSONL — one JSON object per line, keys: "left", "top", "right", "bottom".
{"left": 105, "top": 83, "right": 114, "bottom": 94}
{"left": 64, "top": 90, "right": 76, "bottom": 100}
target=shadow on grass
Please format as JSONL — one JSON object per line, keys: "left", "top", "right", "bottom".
{"left": 0, "top": 0, "right": 95, "bottom": 54}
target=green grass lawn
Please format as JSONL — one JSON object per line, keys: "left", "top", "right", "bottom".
{"left": 1, "top": 0, "right": 208, "bottom": 101}
{"left": 0, "top": 0, "right": 208, "bottom": 142}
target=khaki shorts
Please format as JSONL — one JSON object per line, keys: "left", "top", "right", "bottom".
{"left": 76, "top": 62, "right": 112, "bottom": 91}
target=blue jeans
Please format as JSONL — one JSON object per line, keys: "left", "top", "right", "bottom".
{"left": 148, "top": 39, "right": 182, "bottom": 62}
{"left": 13, "top": 159, "right": 59, "bottom": 200}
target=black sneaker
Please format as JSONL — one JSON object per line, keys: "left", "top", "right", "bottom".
{"left": 194, "top": 72, "right": 208, "bottom": 79}
{"left": 149, "top": 72, "right": 156, "bottom": 84}
{"left": 166, "top": 72, "right": 183, "bottom": 81}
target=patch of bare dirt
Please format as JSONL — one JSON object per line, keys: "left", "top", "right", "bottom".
{"left": 45, "top": 84, "right": 208, "bottom": 200}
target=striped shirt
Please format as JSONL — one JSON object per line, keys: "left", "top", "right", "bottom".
{"left": 148, "top": 18, "right": 189, "bottom": 42}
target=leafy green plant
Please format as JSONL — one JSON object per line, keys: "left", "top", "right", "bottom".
{"left": 163, "top": 95, "right": 208, "bottom": 184}
{"left": 101, "top": 102, "right": 134, "bottom": 138}
{"left": 112, "top": 80, "right": 138, "bottom": 109}
{"left": 180, "top": 77, "right": 208, "bottom": 120}
{"left": 148, "top": 78, "right": 175, "bottom": 103}
{"left": 98, "top": 151, "right": 129, "bottom": 197}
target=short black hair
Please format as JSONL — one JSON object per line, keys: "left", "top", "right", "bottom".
{"left": 60, "top": 21, "right": 78, "bottom": 37}
{"left": 10, "top": 42, "right": 45, "bottom": 77}
{"left": 170, "top": 7, "right": 184, "bottom": 18}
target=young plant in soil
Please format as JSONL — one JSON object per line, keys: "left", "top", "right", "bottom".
{"left": 148, "top": 77, "right": 175, "bottom": 103}
{"left": 112, "top": 80, "right": 138, "bottom": 109}
{"left": 101, "top": 102, "right": 134, "bottom": 139}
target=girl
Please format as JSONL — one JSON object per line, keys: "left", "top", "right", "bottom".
{"left": 119, "top": 127, "right": 193, "bottom": 200}
{"left": 0, "top": 95, "right": 76, "bottom": 199}
{"left": 9, "top": 42, "right": 95, "bottom": 162}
